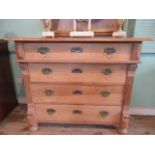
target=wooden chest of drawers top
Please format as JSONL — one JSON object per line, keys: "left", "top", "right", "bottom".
{"left": 14, "top": 37, "right": 151, "bottom": 63}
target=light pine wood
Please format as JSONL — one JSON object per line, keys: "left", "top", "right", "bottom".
{"left": 16, "top": 42, "right": 25, "bottom": 59}
{"left": 31, "top": 84, "right": 124, "bottom": 105}
{"left": 19, "top": 63, "right": 38, "bottom": 130}
{"left": 118, "top": 64, "right": 137, "bottom": 134}
{"left": 8, "top": 37, "right": 152, "bottom": 42}
{"left": 28, "top": 64, "right": 127, "bottom": 84}
{"left": 130, "top": 43, "right": 142, "bottom": 60}
{"left": 17, "top": 59, "right": 140, "bottom": 64}
{"left": 35, "top": 104, "right": 122, "bottom": 125}
{"left": 14, "top": 37, "right": 150, "bottom": 134}
{"left": 23, "top": 43, "right": 132, "bottom": 62}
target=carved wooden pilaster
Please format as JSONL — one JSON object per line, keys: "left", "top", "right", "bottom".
{"left": 118, "top": 64, "right": 137, "bottom": 134}
{"left": 19, "top": 63, "right": 38, "bottom": 131}
{"left": 19, "top": 63, "right": 32, "bottom": 103}
{"left": 123, "top": 64, "right": 137, "bottom": 106}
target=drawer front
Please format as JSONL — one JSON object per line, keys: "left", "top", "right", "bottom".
{"left": 31, "top": 84, "right": 124, "bottom": 105}
{"left": 35, "top": 104, "right": 122, "bottom": 125}
{"left": 29, "top": 64, "right": 127, "bottom": 84}
{"left": 23, "top": 43, "right": 132, "bottom": 62}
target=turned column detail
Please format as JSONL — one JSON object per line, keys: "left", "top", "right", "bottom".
{"left": 118, "top": 64, "right": 137, "bottom": 134}
{"left": 19, "top": 63, "right": 38, "bottom": 131}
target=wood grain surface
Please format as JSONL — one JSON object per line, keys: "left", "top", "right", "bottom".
{"left": 31, "top": 84, "right": 124, "bottom": 105}
{"left": 29, "top": 64, "right": 127, "bottom": 84}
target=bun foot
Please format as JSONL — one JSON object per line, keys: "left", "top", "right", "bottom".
{"left": 117, "top": 128, "right": 128, "bottom": 135}
{"left": 29, "top": 125, "right": 39, "bottom": 132}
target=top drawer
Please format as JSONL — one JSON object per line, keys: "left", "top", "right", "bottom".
{"left": 23, "top": 43, "right": 132, "bottom": 63}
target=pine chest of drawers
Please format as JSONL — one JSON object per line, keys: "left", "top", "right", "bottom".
{"left": 14, "top": 37, "right": 150, "bottom": 134}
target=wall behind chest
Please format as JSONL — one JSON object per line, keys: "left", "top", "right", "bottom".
{"left": 0, "top": 19, "right": 43, "bottom": 103}
{"left": 131, "top": 19, "right": 155, "bottom": 108}
{"left": 134, "top": 19, "right": 155, "bottom": 53}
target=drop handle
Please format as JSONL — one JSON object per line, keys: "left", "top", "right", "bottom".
{"left": 72, "top": 68, "right": 83, "bottom": 73}
{"left": 72, "top": 90, "right": 83, "bottom": 95}
{"left": 38, "top": 47, "right": 49, "bottom": 54}
{"left": 101, "top": 68, "right": 112, "bottom": 75}
{"left": 72, "top": 110, "right": 82, "bottom": 114}
{"left": 42, "top": 68, "right": 52, "bottom": 74}
{"left": 104, "top": 47, "right": 116, "bottom": 55}
{"left": 46, "top": 109, "right": 56, "bottom": 115}
{"left": 100, "top": 91, "right": 110, "bottom": 97}
{"left": 71, "top": 47, "right": 83, "bottom": 53}
{"left": 99, "top": 111, "right": 109, "bottom": 117}
{"left": 45, "top": 90, "right": 54, "bottom": 96}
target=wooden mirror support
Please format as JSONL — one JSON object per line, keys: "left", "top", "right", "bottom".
{"left": 112, "top": 19, "right": 126, "bottom": 38}
{"left": 70, "top": 19, "right": 94, "bottom": 37}
{"left": 41, "top": 19, "right": 126, "bottom": 37}
{"left": 42, "top": 19, "right": 55, "bottom": 37}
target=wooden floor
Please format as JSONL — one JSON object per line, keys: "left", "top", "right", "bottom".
{"left": 0, "top": 105, "right": 155, "bottom": 135}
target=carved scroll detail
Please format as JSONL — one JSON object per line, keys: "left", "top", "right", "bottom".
{"left": 27, "top": 104, "right": 38, "bottom": 131}
{"left": 131, "top": 43, "right": 142, "bottom": 60}
{"left": 118, "top": 105, "right": 130, "bottom": 134}
{"left": 16, "top": 43, "right": 25, "bottom": 59}
{"left": 121, "top": 105, "right": 130, "bottom": 127}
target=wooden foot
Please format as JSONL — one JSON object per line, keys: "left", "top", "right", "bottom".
{"left": 117, "top": 128, "right": 128, "bottom": 135}
{"left": 29, "top": 125, "right": 39, "bottom": 132}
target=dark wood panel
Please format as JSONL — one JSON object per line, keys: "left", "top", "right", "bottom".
{"left": 0, "top": 40, "right": 18, "bottom": 121}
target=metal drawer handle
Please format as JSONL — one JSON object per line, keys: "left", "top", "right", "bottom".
{"left": 101, "top": 68, "right": 112, "bottom": 75}
{"left": 71, "top": 47, "right": 83, "bottom": 53}
{"left": 42, "top": 68, "right": 52, "bottom": 74}
{"left": 72, "top": 68, "right": 83, "bottom": 73}
{"left": 99, "top": 111, "right": 109, "bottom": 117}
{"left": 38, "top": 47, "right": 49, "bottom": 54}
{"left": 47, "top": 108, "right": 56, "bottom": 115}
{"left": 72, "top": 109, "right": 82, "bottom": 114}
{"left": 104, "top": 47, "right": 116, "bottom": 55}
{"left": 45, "top": 90, "right": 54, "bottom": 96}
{"left": 73, "top": 90, "right": 82, "bottom": 95}
{"left": 100, "top": 91, "right": 110, "bottom": 97}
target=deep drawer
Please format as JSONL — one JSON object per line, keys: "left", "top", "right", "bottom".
{"left": 35, "top": 104, "right": 122, "bottom": 125}
{"left": 28, "top": 64, "right": 127, "bottom": 84}
{"left": 31, "top": 84, "right": 124, "bottom": 105}
{"left": 23, "top": 43, "right": 132, "bottom": 63}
